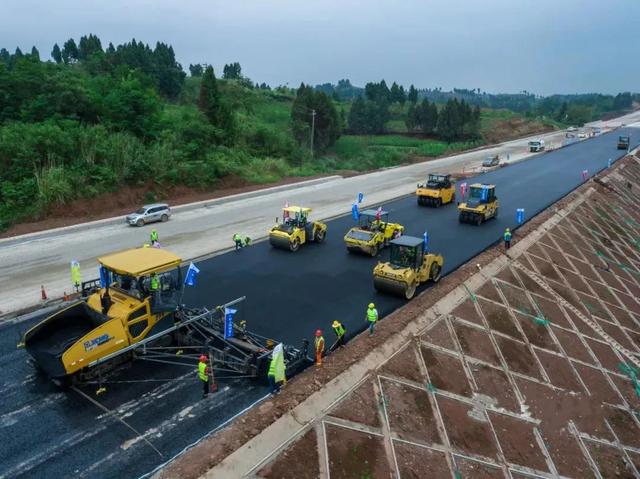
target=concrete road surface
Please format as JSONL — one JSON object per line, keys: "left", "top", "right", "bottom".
{"left": 0, "top": 125, "right": 638, "bottom": 479}
{"left": 2, "top": 109, "right": 640, "bottom": 316}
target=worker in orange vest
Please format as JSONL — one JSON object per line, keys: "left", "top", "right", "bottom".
{"left": 315, "top": 329, "right": 325, "bottom": 367}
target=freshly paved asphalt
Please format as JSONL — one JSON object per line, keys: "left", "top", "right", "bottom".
{"left": 0, "top": 127, "right": 637, "bottom": 478}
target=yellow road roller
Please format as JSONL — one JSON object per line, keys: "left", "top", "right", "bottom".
{"left": 458, "top": 183, "right": 499, "bottom": 225}
{"left": 344, "top": 209, "right": 404, "bottom": 256}
{"left": 22, "top": 247, "right": 183, "bottom": 383}
{"left": 373, "top": 235, "right": 444, "bottom": 299}
{"left": 269, "top": 206, "right": 327, "bottom": 252}
{"left": 416, "top": 173, "right": 456, "bottom": 207}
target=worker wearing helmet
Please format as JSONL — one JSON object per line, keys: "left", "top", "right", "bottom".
{"left": 315, "top": 329, "right": 325, "bottom": 367}
{"left": 331, "top": 320, "right": 346, "bottom": 350}
{"left": 198, "top": 354, "right": 209, "bottom": 398}
{"left": 503, "top": 228, "right": 512, "bottom": 250}
{"left": 150, "top": 229, "right": 159, "bottom": 246}
{"left": 233, "top": 233, "right": 243, "bottom": 250}
{"left": 366, "top": 303, "right": 378, "bottom": 337}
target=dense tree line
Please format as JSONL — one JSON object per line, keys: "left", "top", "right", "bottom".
{"left": 291, "top": 83, "right": 341, "bottom": 154}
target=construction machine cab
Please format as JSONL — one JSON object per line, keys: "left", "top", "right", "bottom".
{"left": 424, "top": 174, "right": 452, "bottom": 189}
{"left": 388, "top": 236, "right": 424, "bottom": 270}
{"left": 468, "top": 184, "right": 496, "bottom": 204}
{"left": 358, "top": 209, "right": 388, "bottom": 231}
{"left": 416, "top": 173, "right": 456, "bottom": 207}
{"left": 270, "top": 206, "right": 327, "bottom": 252}
{"left": 458, "top": 183, "right": 499, "bottom": 225}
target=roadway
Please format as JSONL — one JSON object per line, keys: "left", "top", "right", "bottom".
{"left": 4, "top": 108, "right": 640, "bottom": 316}
{"left": 0, "top": 125, "right": 638, "bottom": 478}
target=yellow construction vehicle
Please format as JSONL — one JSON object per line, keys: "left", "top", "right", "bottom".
{"left": 416, "top": 173, "right": 456, "bottom": 207}
{"left": 269, "top": 206, "right": 327, "bottom": 252}
{"left": 23, "top": 247, "right": 183, "bottom": 383}
{"left": 344, "top": 209, "right": 404, "bottom": 256}
{"left": 458, "top": 183, "right": 499, "bottom": 225}
{"left": 373, "top": 236, "right": 444, "bottom": 299}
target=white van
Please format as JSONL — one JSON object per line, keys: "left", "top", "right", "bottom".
{"left": 528, "top": 140, "right": 545, "bottom": 152}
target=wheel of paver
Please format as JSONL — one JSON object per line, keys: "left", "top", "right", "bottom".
{"left": 404, "top": 281, "right": 417, "bottom": 299}
{"left": 458, "top": 214, "right": 464, "bottom": 223}
{"left": 161, "top": 214, "right": 169, "bottom": 222}
{"left": 370, "top": 243, "right": 379, "bottom": 257}
{"left": 451, "top": 192, "right": 456, "bottom": 203}
{"left": 290, "top": 239, "right": 300, "bottom": 252}
{"left": 417, "top": 197, "right": 424, "bottom": 206}
{"left": 315, "top": 229, "right": 326, "bottom": 243}
{"left": 435, "top": 198, "right": 442, "bottom": 208}
{"left": 136, "top": 219, "right": 144, "bottom": 227}
{"left": 430, "top": 263, "right": 442, "bottom": 283}
{"left": 476, "top": 215, "right": 483, "bottom": 226}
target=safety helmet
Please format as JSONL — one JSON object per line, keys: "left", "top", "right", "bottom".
{"left": 315, "top": 329, "right": 322, "bottom": 336}
{"left": 506, "top": 228, "right": 510, "bottom": 232}
{"left": 368, "top": 303, "right": 375, "bottom": 309}
{"left": 332, "top": 320, "right": 340, "bottom": 328}
{"left": 199, "top": 354, "right": 207, "bottom": 362}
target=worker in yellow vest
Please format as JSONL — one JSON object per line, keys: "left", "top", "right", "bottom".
{"left": 331, "top": 320, "right": 346, "bottom": 350}
{"left": 366, "top": 303, "right": 378, "bottom": 336}
{"left": 198, "top": 354, "right": 209, "bottom": 398}
{"left": 315, "top": 329, "right": 325, "bottom": 367}
{"left": 150, "top": 229, "right": 159, "bottom": 246}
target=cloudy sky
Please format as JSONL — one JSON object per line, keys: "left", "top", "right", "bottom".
{"left": 3, "top": 0, "right": 639, "bottom": 95}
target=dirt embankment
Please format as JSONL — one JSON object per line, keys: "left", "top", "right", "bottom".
{"left": 482, "top": 117, "right": 555, "bottom": 144}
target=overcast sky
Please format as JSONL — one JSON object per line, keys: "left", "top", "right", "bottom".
{"left": 3, "top": 0, "right": 639, "bottom": 95}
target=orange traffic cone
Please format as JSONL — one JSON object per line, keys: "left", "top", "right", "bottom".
{"left": 41, "top": 285, "right": 47, "bottom": 301}
{"left": 63, "top": 291, "right": 69, "bottom": 301}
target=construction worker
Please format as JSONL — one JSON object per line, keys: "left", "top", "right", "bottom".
{"left": 366, "top": 303, "right": 378, "bottom": 336}
{"left": 315, "top": 329, "right": 325, "bottom": 367}
{"left": 267, "top": 354, "right": 280, "bottom": 395}
{"left": 233, "top": 233, "right": 243, "bottom": 250}
{"left": 150, "top": 229, "right": 159, "bottom": 246}
{"left": 331, "top": 320, "right": 346, "bottom": 350}
{"left": 198, "top": 354, "right": 210, "bottom": 398}
{"left": 503, "top": 228, "right": 512, "bottom": 250}
{"left": 150, "top": 272, "right": 160, "bottom": 304}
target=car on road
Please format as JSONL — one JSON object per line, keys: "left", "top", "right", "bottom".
{"left": 126, "top": 203, "right": 171, "bottom": 226}
{"left": 577, "top": 132, "right": 587, "bottom": 139}
{"left": 567, "top": 126, "right": 578, "bottom": 132}
{"left": 528, "top": 140, "right": 545, "bottom": 152}
{"left": 482, "top": 155, "right": 500, "bottom": 167}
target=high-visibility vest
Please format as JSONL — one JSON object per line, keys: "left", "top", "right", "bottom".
{"left": 367, "top": 308, "right": 378, "bottom": 322}
{"left": 315, "top": 336, "right": 325, "bottom": 353}
{"left": 268, "top": 357, "right": 277, "bottom": 377}
{"left": 233, "top": 234, "right": 241, "bottom": 242}
{"left": 150, "top": 231, "right": 158, "bottom": 242}
{"left": 504, "top": 231, "right": 512, "bottom": 241}
{"left": 198, "top": 361, "right": 208, "bottom": 381}
{"left": 150, "top": 275, "right": 159, "bottom": 290}
{"left": 333, "top": 323, "right": 345, "bottom": 338}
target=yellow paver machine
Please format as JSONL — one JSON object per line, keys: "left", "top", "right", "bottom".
{"left": 22, "top": 247, "right": 310, "bottom": 386}
{"left": 269, "top": 206, "right": 327, "bottom": 252}
{"left": 343, "top": 209, "right": 404, "bottom": 257}
{"left": 416, "top": 173, "right": 456, "bottom": 207}
{"left": 458, "top": 183, "right": 499, "bottom": 225}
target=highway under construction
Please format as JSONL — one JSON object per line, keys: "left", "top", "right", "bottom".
{"left": 0, "top": 127, "right": 638, "bottom": 479}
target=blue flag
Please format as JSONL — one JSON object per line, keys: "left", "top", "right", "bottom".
{"left": 224, "top": 307, "right": 237, "bottom": 339}
{"left": 423, "top": 231, "right": 429, "bottom": 252}
{"left": 99, "top": 266, "right": 110, "bottom": 288}
{"left": 351, "top": 203, "right": 359, "bottom": 221}
{"left": 184, "top": 262, "right": 200, "bottom": 287}
{"left": 481, "top": 186, "right": 488, "bottom": 201}
{"left": 357, "top": 192, "right": 364, "bottom": 203}
{"left": 516, "top": 208, "right": 525, "bottom": 225}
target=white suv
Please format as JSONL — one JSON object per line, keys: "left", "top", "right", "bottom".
{"left": 126, "top": 203, "right": 171, "bottom": 226}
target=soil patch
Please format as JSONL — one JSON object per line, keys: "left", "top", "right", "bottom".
{"left": 394, "top": 442, "right": 450, "bottom": 479}
{"left": 328, "top": 378, "right": 381, "bottom": 429}
{"left": 452, "top": 321, "right": 500, "bottom": 366}
{"left": 469, "top": 364, "right": 519, "bottom": 412}
{"left": 533, "top": 296, "right": 572, "bottom": 329}
{"left": 585, "top": 440, "right": 636, "bottom": 478}
{"left": 605, "top": 406, "right": 640, "bottom": 449}
{"left": 495, "top": 281, "right": 535, "bottom": 316}
{"left": 476, "top": 282, "right": 503, "bottom": 304}
{"left": 553, "top": 327, "right": 595, "bottom": 364}
{"left": 452, "top": 456, "right": 503, "bottom": 478}
{"left": 495, "top": 336, "right": 543, "bottom": 380}
{"left": 420, "top": 347, "right": 472, "bottom": 397}
{"left": 541, "top": 429, "right": 595, "bottom": 478}
{"left": 325, "top": 424, "right": 391, "bottom": 478}
{"left": 513, "top": 311, "right": 559, "bottom": 352}
{"left": 258, "top": 428, "right": 318, "bottom": 479}
{"left": 478, "top": 298, "right": 523, "bottom": 341}
{"left": 379, "top": 343, "right": 424, "bottom": 384}
{"left": 451, "top": 298, "right": 484, "bottom": 326}
{"left": 595, "top": 318, "right": 636, "bottom": 352}
{"left": 437, "top": 396, "right": 499, "bottom": 459}
{"left": 422, "top": 318, "right": 457, "bottom": 352}
{"left": 572, "top": 363, "right": 623, "bottom": 405}
{"left": 489, "top": 412, "right": 549, "bottom": 472}
{"left": 583, "top": 338, "right": 622, "bottom": 373}
{"left": 380, "top": 377, "right": 440, "bottom": 444}
{"left": 495, "top": 266, "right": 521, "bottom": 288}
{"left": 535, "top": 349, "right": 582, "bottom": 392}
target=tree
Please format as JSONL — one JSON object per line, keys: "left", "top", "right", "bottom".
{"left": 30, "top": 46, "right": 40, "bottom": 62}
{"left": 291, "top": 83, "right": 341, "bottom": 154}
{"left": 198, "top": 66, "right": 235, "bottom": 143}
{"left": 418, "top": 99, "right": 438, "bottom": 135}
{"left": 62, "top": 38, "right": 78, "bottom": 64}
{"left": 14, "top": 47, "right": 23, "bottom": 59}
{"left": 51, "top": 44, "right": 62, "bottom": 64}
{"left": 106, "top": 42, "right": 115, "bottom": 55}
{"left": 223, "top": 62, "right": 242, "bottom": 80}
{"left": 390, "top": 82, "right": 402, "bottom": 103}
{"left": 189, "top": 63, "right": 203, "bottom": 77}
{"left": 398, "top": 85, "right": 406, "bottom": 105}
{"left": 78, "top": 34, "right": 103, "bottom": 60}
{"left": 408, "top": 85, "right": 418, "bottom": 104}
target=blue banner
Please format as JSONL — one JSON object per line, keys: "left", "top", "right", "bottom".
{"left": 516, "top": 208, "right": 525, "bottom": 225}
{"left": 423, "top": 231, "right": 429, "bottom": 252}
{"left": 607, "top": 158, "right": 612, "bottom": 168}
{"left": 357, "top": 192, "right": 364, "bottom": 203}
{"left": 351, "top": 203, "right": 359, "bottom": 221}
{"left": 99, "top": 266, "right": 110, "bottom": 288}
{"left": 184, "top": 262, "right": 200, "bottom": 287}
{"left": 481, "top": 186, "right": 488, "bottom": 201}
{"left": 224, "top": 307, "right": 237, "bottom": 339}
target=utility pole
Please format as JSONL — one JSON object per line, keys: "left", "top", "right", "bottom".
{"left": 310, "top": 109, "right": 316, "bottom": 158}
